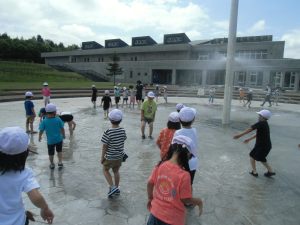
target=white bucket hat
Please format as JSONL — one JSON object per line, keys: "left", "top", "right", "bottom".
{"left": 108, "top": 109, "right": 123, "bottom": 121}
{"left": 147, "top": 91, "right": 155, "bottom": 98}
{"left": 45, "top": 103, "right": 57, "bottom": 113}
{"left": 0, "top": 127, "right": 29, "bottom": 155}
{"left": 43, "top": 82, "right": 48, "bottom": 86}
{"left": 25, "top": 91, "right": 33, "bottom": 97}
{"left": 168, "top": 112, "right": 180, "bottom": 123}
{"left": 172, "top": 135, "right": 196, "bottom": 156}
{"left": 176, "top": 103, "right": 185, "bottom": 111}
{"left": 257, "top": 109, "right": 271, "bottom": 120}
{"left": 179, "top": 107, "right": 196, "bottom": 122}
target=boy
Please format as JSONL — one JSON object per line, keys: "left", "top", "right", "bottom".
{"left": 244, "top": 89, "right": 253, "bottom": 108}
{"left": 174, "top": 107, "right": 198, "bottom": 186}
{"left": 114, "top": 86, "right": 121, "bottom": 109}
{"left": 24, "top": 91, "right": 37, "bottom": 134}
{"left": 0, "top": 126, "right": 54, "bottom": 224}
{"left": 101, "top": 90, "right": 112, "bottom": 119}
{"left": 208, "top": 87, "right": 216, "bottom": 104}
{"left": 59, "top": 112, "right": 76, "bottom": 136}
{"left": 39, "top": 103, "right": 65, "bottom": 169}
{"left": 234, "top": 109, "right": 275, "bottom": 177}
{"left": 176, "top": 103, "right": 185, "bottom": 112}
{"left": 122, "top": 87, "right": 129, "bottom": 108}
{"left": 141, "top": 91, "right": 157, "bottom": 139}
{"left": 101, "top": 109, "right": 127, "bottom": 198}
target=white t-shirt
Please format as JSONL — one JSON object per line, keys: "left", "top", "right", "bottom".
{"left": 174, "top": 128, "right": 199, "bottom": 171}
{"left": 0, "top": 167, "right": 40, "bottom": 225}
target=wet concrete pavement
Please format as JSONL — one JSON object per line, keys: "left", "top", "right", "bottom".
{"left": 1, "top": 97, "right": 300, "bottom": 225}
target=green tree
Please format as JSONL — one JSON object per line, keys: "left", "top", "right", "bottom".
{"left": 106, "top": 53, "right": 123, "bottom": 86}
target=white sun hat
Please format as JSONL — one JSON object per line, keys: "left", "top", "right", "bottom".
{"left": 45, "top": 103, "right": 57, "bottom": 113}
{"left": 108, "top": 109, "right": 123, "bottom": 121}
{"left": 168, "top": 112, "right": 180, "bottom": 123}
{"left": 0, "top": 127, "right": 29, "bottom": 155}
{"left": 179, "top": 107, "right": 196, "bottom": 122}
{"left": 257, "top": 109, "right": 271, "bottom": 120}
{"left": 147, "top": 91, "right": 155, "bottom": 98}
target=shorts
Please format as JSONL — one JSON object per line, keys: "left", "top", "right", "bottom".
{"left": 136, "top": 94, "right": 142, "bottom": 100}
{"left": 103, "top": 159, "right": 122, "bottom": 170}
{"left": 143, "top": 118, "right": 153, "bottom": 124}
{"left": 249, "top": 147, "right": 271, "bottom": 162}
{"left": 91, "top": 96, "right": 97, "bottom": 102}
{"left": 115, "top": 96, "right": 120, "bottom": 103}
{"left": 60, "top": 114, "right": 73, "bottom": 122}
{"left": 47, "top": 141, "right": 63, "bottom": 156}
{"left": 147, "top": 214, "right": 170, "bottom": 225}
{"left": 26, "top": 115, "right": 35, "bottom": 123}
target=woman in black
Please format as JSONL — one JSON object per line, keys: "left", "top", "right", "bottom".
{"left": 234, "top": 109, "right": 276, "bottom": 177}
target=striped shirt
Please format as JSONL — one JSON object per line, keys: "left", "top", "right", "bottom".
{"left": 101, "top": 127, "right": 127, "bottom": 160}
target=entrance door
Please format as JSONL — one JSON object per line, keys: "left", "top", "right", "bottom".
{"left": 284, "top": 72, "right": 296, "bottom": 88}
{"left": 152, "top": 69, "right": 172, "bottom": 84}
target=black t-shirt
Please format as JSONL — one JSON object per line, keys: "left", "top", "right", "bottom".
{"left": 101, "top": 95, "right": 111, "bottom": 108}
{"left": 251, "top": 120, "right": 271, "bottom": 149}
{"left": 136, "top": 84, "right": 143, "bottom": 96}
{"left": 92, "top": 87, "right": 97, "bottom": 97}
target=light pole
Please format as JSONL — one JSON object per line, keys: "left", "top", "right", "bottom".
{"left": 222, "top": 0, "right": 239, "bottom": 125}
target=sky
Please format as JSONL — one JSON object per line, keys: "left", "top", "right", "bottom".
{"left": 0, "top": 0, "right": 300, "bottom": 58}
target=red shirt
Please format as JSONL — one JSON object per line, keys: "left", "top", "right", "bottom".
{"left": 156, "top": 128, "right": 176, "bottom": 159}
{"left": 148, "top": 161, "right": 192, "bottom": 225}
{"left": 42, "top": 87, "right": 51, "bottom": 97}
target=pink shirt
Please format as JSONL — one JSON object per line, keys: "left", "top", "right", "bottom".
{"left": 42, "top": 87, "right": 51, "bottom": 97}
{"left": 148, "top": 161, "right": 192, "bottom": 225}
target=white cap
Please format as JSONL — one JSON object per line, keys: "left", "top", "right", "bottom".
{"left": 147, "top": 91, "right": 155, "bottom": 98}
{"left": 0, "top": 127, "right": 29, "bottom": 155}
{"left": 179, "top": 107, "right": 196, "bottom": 122}
{"left": 92, "top": 84, "right": 95, "bottom": 87}
{"left": 43, "top": 82, "right": 48, "bottom": 86}
{"left": 45, "top": 103, "right": 57, "bottom": 112}
{"left": 176, "top": 103, "right": 185, "bottom": 111}
{"left": 105, "top": 90, "right": 110, "bottom": 94}
{"left": 257, "top": 109, "right": 271, "bottom": 120}
{"left": 61, "top": 111, "right": 71, "bottom": 115}
{"left": 108, "top": 109, "right": 123, "bottom": 121}
{"left": 168, "top": 112, "right": 180, "bottom": 123}
{"left": 25, "top": 91, "right": 33, "bottom": 97}
{"left": 123, "top": 87, "right": 127, "bottom": 90}
{"left": 117, "top": 83, "right": 121, "bottom": 86}
{"left": 172, "top": 135, "right": 196, "bottom": 156}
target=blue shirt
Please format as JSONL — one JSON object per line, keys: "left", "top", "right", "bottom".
{"left": 39, "top": 117, "right": 64, "bottom": 144}
{"left": 24, "top": 100, "right": 34, "bottom": 116}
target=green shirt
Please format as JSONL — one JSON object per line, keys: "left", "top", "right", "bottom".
{"left": 142, "top": 100, "right": 157, "bottom": 119}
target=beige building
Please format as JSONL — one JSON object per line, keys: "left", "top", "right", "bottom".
{"left": 41, "top": 33, "right": 300, "bottom": 91}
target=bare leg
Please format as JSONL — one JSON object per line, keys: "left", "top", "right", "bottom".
{"left": 112, "top": 167, "right": 120, "bottom": 187}
{"left": 250, "top": 157, "right": 257, "bottom": 173}
{"left": 103, "top": 168, "right": 114, "bottom": 186}
{"left": 57, "top": 152, "right": 63, "bottom": 164}
{"left": 149, "top": 122, "right": 153, "bottom": 137}
{"left": 141, "top": 121, "right": 146, "bottom": 136}
{"left": 49, "top": 155, "right": 54, "bottom": 164}
{"left": 261, "top": 162, "right": 274, "bottom": 173}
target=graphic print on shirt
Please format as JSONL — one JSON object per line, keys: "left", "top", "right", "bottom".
{"left": 156, "top": 175, "right": 176, "bottom": 202}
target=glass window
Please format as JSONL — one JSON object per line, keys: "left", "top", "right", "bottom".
{"left": 144, "top": 72, "right": 148, "bottom": 76}
{"left": 130, "top": 71, "right": 133, "bottom": 78}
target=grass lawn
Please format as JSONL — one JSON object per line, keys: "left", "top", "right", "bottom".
{"left": 0, "top": 61, "right": 131, "bottom": 91}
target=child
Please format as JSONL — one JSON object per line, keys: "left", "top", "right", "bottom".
{"left": 233, "top": 109, "right": 275, "bottom": 177}
{"left": 162, "top": 86, "right": 168, "bottom": 103}
{"left": 239, "top": 87, "right": 245, "bottom": 104}
{"left": 91, "top": 84, "right": 98, "bottom": 108}
{"left": 141, "top": 92, "right": 157, "bottom": 139}
{"left": 39, "top": 103, "right": 65, "bottom": 169}
{"left": 114, "top": 86, "right": 121, "bottom": 109}
{"left": 176, "top": 103, "right": 185, "bottom": 113}
{"left": 101, "top": 90, "right": 112, "bottom": 119}
{"left": 156, "top": 112, "right": 181, "bottom": 160}
{"left": 122, "top": 87, "right": 129, "bottom": 108}
{"left": 147, "top": 135, "right": 203, "bottom": 225}
{"left": 128, "top": 85, "right": 136, "bottom": 109}
{"left": 41, "top": 82, "right": 51, "bottom": 107}
{"left": 244, "top": 89, "right": 253, "bottom": 108}
{"left": 174, "top": 107, "right": 198, "bottom": 185}
{"left": 59, "top": 112, "right": 76, "bottom": 136}
{"left": 24, "top": 91, "right": 37, "bottom": 134}
{"left": 0, "top": 126, "right": 54, "bottom": 224}
{"left": 101, "top": 109, "right": 127, "bottom": 198}
{"left": 154, "top": 85, "right": 159, "bottom": 102}
{"left": 39, "top": 107, "right": 46, "bottom": 122}
{"left": 208, "top": 87, "right": 216, "bottom": 104}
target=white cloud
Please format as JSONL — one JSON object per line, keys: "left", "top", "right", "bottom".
{"left": 281, "top": 29, "right": 300, "bottom": 58}
{"left": 248, "top": 20, "right": 266, "bottom": 33}
{"left": 61, "top": 24, "right": 95, "bottom": 38}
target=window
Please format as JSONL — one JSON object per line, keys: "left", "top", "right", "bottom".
{"left": 131, "top": 57, "right": 133, "bottom": 61}
{"left": 98, "top": 57, "right": 101, "bottom": 62}
{"left": 135, "top": 56, "right": 137, "bottom": 61}
{"left": 144, "top": 72, "right": 148, "bottom": 76}
{"left": 137, "top": 72, "right": 141, "bottom": 76}
{"left": 130, "top": 71, "right": 133, "bottom": 78}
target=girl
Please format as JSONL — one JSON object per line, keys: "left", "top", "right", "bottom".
{"left": 0, "top": 126, "right": 54, "bottom": 224}
{"left": 147, "top": 135, "right": 203, "bottom": 225}
{"left": 156, "top": 112, "right": 181, "bottom": 160}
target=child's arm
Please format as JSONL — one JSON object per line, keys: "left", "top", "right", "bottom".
{"left": 181, "top": 197, "right": 203, "bottom": 216}
{"left": 244, "top": 135, "right": 256, "bottom": 143}
{"left": 147, "top": 181, "right": 154, "bottom": 210}
{"left": 27, "top": 189, "right": 54, "bottom": 224}
{"left": 38, "top": 131, "right": 43, "bottom": 142}
{"left": 233, "top": 128, "right": 253, "bottom": 139}
{"left": 101, "top": 144, "right": 108, "bottom": 164}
